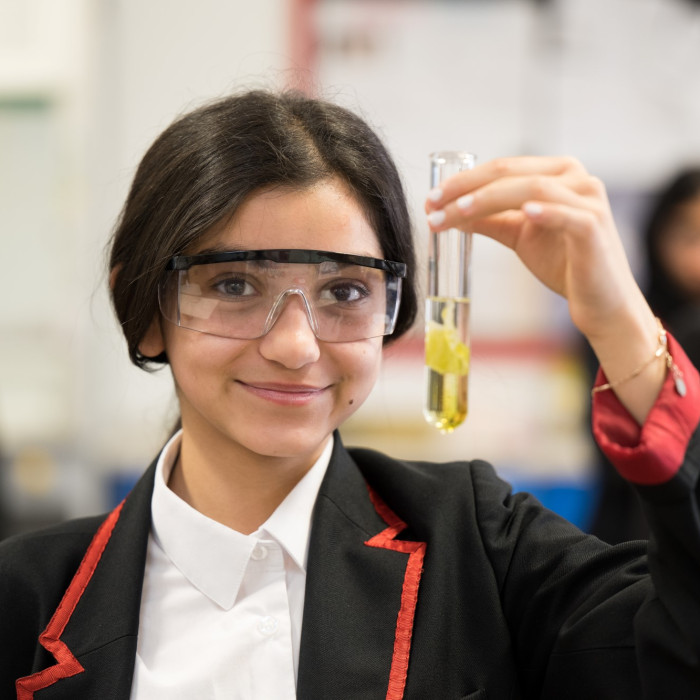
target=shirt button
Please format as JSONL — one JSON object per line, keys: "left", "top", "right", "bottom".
{"left": 251, "top": 544, "right": 268, "bottom": 561}
{"left": 257, "top": 616, "right": 278, "bottom": 636}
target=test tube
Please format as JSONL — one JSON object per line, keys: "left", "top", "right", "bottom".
{"left": 424, "top": 151, "right": 475, "bottom": 433}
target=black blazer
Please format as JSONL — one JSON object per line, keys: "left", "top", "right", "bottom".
{"left": 2, "top": 432, "right": 700, "bottom": 699}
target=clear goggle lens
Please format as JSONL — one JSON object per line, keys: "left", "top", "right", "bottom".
{"left": 158, "top": 249, "right": 406, "bottom": 343}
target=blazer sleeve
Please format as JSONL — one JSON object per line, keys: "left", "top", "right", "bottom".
{"left": 592, "top": 333, "right": 700, "bottom": 696}
{"left": 471, "top": 333, "right": 700, "bottom": 698}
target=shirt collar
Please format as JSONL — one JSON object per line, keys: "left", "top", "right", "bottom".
{"left": 259, "top": 437, "right": 332, "bottom": 571}
{"left": 151, "top": 431, "right": 332, "bottom": 610}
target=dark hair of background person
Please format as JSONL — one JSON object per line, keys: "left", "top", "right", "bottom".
{"left": 644, "top": 167, "right": 700, "bottom": 322}
{"left": 108, "top": 90, "right": 418, "bottom": 370}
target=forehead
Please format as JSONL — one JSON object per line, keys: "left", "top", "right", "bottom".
{"left": 194, "top": 179, "right": 383, "bottom": 258}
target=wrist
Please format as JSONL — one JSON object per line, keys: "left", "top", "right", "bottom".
{"left": 587, "top": 307, "right": 667, "bottom": 424}
{"left": 592, "top": 317, "right": 684, "bottom": 397}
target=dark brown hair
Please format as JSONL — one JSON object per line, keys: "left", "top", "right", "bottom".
{"left": 109, "top": 89, "right": 418, "bottom": 369}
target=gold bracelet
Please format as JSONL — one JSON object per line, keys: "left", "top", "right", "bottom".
{"left": 591, "top": 317, "right": 686, "bottom": 396}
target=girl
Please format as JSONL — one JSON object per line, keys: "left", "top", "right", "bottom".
{"left": 1, "top": 90, "right": 699, "bottom": 699}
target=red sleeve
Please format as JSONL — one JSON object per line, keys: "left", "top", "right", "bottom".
{"left": 591, "top": 333, "right": 700, "bottom": 486}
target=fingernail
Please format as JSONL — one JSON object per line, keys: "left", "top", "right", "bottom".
{"left": 427, "top": 187, "right": 443, "bottom": 203}
{"left": 427, "top": 210, "right": 446, "bottom": 227}
{"left": 457, "top": 194, "right": 474, "bottom": 211}
{"left": 524, "top": 202, "right": 543, "bottom": 216}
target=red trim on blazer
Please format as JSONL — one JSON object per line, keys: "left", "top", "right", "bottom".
{"left": 365, "top": 486, "right": 426, "bottom": 700}
{"left": 15, "top": 501, "right": 125, "bottom": 700}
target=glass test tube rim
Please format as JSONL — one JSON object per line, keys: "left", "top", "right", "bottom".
{"left": 428, "top": 151, "right": 475, "bottom": 301}
{"left": 429, "top": 151, "right": 477, "bottom": 168}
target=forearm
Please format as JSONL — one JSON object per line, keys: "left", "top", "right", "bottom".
{"left": 585, "top": 299, "right": 667, "bottom": 425}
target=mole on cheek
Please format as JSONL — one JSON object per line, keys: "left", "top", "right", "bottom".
{"left": 349, "top": 399, "right": 354, "bottom": 405}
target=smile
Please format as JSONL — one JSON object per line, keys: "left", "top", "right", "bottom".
{"left": 238, "top": 381, "right": 329, "bottom": 406}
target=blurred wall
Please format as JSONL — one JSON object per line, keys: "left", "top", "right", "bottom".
{"left": 1, "top": 0, "right": 699, "bottom": 532}
{"left": 0, "top": 0, "right": 292, "bottom": 530}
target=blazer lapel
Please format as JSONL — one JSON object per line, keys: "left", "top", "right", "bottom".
{"left": 17, "top": 463, "right": 156, "bottom": 700}
{"left": 297, "top": 440, "right": 426, "bottom": 700}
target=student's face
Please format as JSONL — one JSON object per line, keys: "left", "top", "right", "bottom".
{"left": 660, "top": 195, "right": 700, "bottom": 300}
{"left": 142, "top": 179, "right": 385, "bottom": 464}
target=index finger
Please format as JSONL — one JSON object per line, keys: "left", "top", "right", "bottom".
{"left": 425, "top": 156, "right": 586, "bottom": 213}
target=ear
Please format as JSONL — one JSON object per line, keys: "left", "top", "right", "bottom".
{"left": 111, "top": 264, "right": 166, "bottom": 359}
{"left": 109, "top": 265, "right": 121, "bottom": 290}
{"left": 139, "top": 316, "right": 166, "bottom": 358}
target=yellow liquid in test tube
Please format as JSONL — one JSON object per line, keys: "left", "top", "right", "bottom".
{"left": 424, "top": 296, "right": 470, "bottom": 433}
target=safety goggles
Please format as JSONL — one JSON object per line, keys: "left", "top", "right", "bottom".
{"left": 158, "top": 249, "right": 406, "bottom": 342}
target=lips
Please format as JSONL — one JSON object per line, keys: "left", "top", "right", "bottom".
{"left": 237, "top": 380, "right": 329, "bottom": 406}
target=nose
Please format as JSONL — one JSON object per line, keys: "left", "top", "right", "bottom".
{"left": 258, "top": 293, "right": 321, "bottom": 368}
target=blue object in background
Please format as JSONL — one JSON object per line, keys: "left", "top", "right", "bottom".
{"left": 108, "top": 471, "right": 142, "bottom": 507}
{"left": 508, "top": 477, "right": 599, "bottom": 532}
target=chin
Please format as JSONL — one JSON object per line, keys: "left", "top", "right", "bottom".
{"left": 238, "top": 428, "right": 331, "bottom": 461}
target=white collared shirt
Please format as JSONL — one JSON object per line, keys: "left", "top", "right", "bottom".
{"left": 129, "top": 431, "right": 332, "bottom": 699}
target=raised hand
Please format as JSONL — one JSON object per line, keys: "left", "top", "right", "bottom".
{"left": 425, "top": 156, "right": 664, "bottom": 423}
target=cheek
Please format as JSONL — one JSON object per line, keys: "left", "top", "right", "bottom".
{"left": 166, "top": 331, "right": 250, "bottom": 382}
{"left": 337, "top": 340, "right": 383, "bottom": 403}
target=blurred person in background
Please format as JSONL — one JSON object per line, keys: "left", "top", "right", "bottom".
{"left": 645, "top": 168, "right": 700, "bottom": 358}
{"left": 0, "top": 90, "right": 699, "bottom": 699}
{"left": 589, "top": 167, "right": 700, "bottom": 544}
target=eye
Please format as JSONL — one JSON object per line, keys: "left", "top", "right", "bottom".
{"left": 322, "top": 280, "right": 370, "bottom": 304}
{"left": 212, "top": 277, "right": 257, "bottom": 298}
